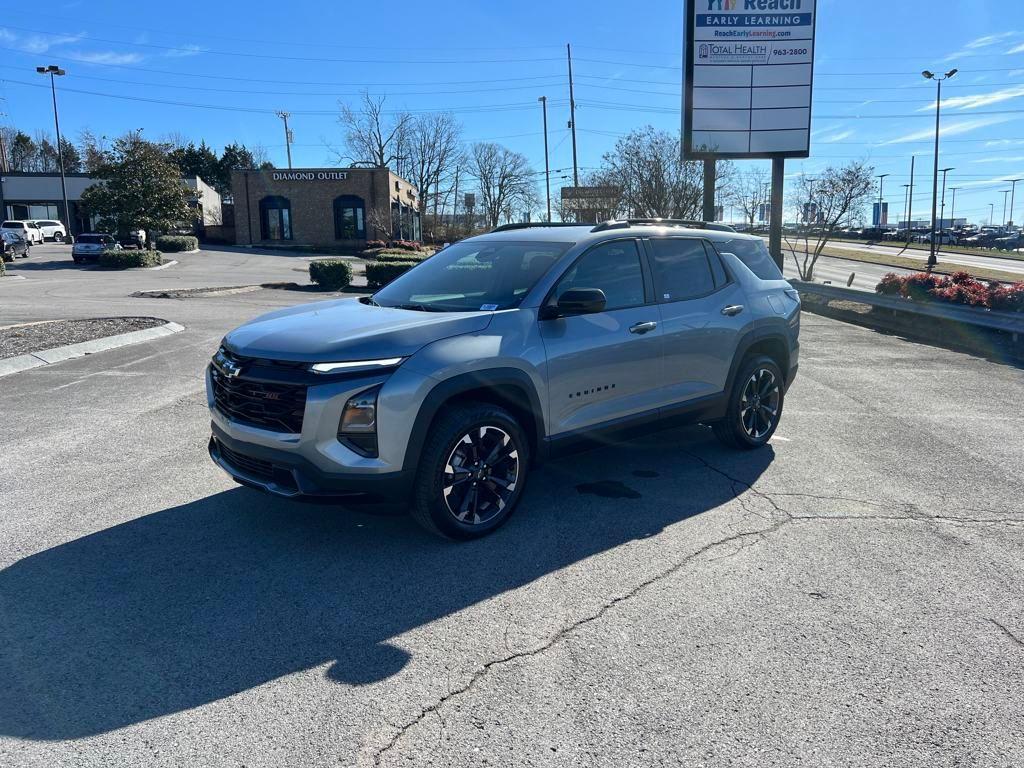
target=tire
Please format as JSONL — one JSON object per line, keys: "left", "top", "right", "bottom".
{"left": 54, "top": 233, "right": 64, "bottom": 243}
{"left": 410, "top": 402, "right": 530, "bottom": 540}
{"left": 713, "top": 355, "right": 785, "bottom": 450}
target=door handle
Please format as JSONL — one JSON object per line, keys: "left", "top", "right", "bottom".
{"left": 721, "top": 305, "right": 745, "bottom": 316}
{"left": 629, "top": 321, "right": 658, "bottom": 335}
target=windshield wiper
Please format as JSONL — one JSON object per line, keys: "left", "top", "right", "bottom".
{"left": 390, "top": 302, "right": 443, "bottom": 312}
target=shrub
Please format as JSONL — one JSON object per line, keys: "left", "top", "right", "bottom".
{"left": 365, "top": 239, "right": 387, "bottom": 250}
{"left": 373, "top": 252, "right": 430, "bottom": 264}
{"left": 99, "top": 249, "right": 163, "bottom": 269}
{"left": 309, "top": 259, "right": 354, "bottom": 291}
{"left": 390, "top": 239, "right": 422, "bottom": 251}
{"left": 365, "top": 260, "right": 418, "bottom": 287}
{"left": 0, "top": 256, "right": 5, "bottom": 276}
{"left": 929, "top": 281, "right": 989, "bottom": 307}
{"left": 155, "top": 235, "right": 199, "bottom": 252}
{"left": 900, "top": 272, "right": 945, "bottom": 301}
{"left": 875, "top": 273, "right": 904, "bottom": 296}
{"left": 989, "top": 281, "right": 1024, "bottom": 312}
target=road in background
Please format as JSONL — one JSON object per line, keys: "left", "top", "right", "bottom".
{"left": 1, "top": 245, "right": 1022, "bottom": 767}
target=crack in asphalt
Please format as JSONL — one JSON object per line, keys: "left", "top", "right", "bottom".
{"left": 988, "top": 618, "right": 1024, "bottom": 648}
{"left": 370, "top": 450, "right": 1023, "bottom": 765}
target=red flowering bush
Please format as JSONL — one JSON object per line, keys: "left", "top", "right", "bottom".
{"left": 875, "top": 273, "right": 904, "bottom": 295}
{"left": 389, "top": 239, "right": 422, "bottom": 251}
{"left": 874, "top": 273, "right": 1024, "bottom": 313}
{"left": 365, "top": 239, "right": 387, "bottom": 250}
{"left": 900, "top": 272, "right": 945, "bottom": 301}
{"left": 989, "top": 281, "right": 1024, "bottom": 312}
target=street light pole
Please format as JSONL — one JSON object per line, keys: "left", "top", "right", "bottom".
{"left": 922, "top": 68, "right": 957, "bottom": 269}
{"left": 948, "top": 187, "right": 959, "bottom": 232}
{"left": 538, "top": 96, "right": 551, "bottom": 222}
{"left": 36, "top": 65, "right": 70, "bottom": 238}
{"left": 275, "top": 111, "right": 293, "bottom": 169}
{"left": 989, "top": 203, "right": 995, "bottom": 225}
{"left": 938, "top": 167, "right": 953, "bottom": 236}
{"left": 1001, "top": 189, "right": 1011, "bottom": 227}
{"left": 875, "top": 173, "right": 890, "bottom": 227}
{"left": 902, "top": 184, "right": 911, "bottom": 233}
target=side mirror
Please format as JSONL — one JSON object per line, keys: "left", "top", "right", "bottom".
{"left": 546, "top": 287, "right": 607, "bottom": 318}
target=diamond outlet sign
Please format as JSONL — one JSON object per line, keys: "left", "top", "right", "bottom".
{"left": 683, "top": 0, "right": 817, "bottom": 160}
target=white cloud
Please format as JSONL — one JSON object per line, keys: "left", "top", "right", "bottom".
{"left": 972, "top": 155, "right": 1024, "bottom": 163}
{"left": 953, "top": 172, "right": 1024, "bottom": 189}
{"left": 66, "top": 50, "right": 144, "bottom": 65}
{"left": 919, "top": 84, "right": 1024, "bottom": 112}
{"left": 985, "top": 138, "right": 1024, "bottom": 147}
{"left": 881, "top": 116, "right": 1012, "bottom": 145}
{"left": 1008, "top": 42, "right": 1024, "bottom": 54}
{"left": 17, "top": 31, "right": 85, "bottom": 54}
{"left": 965, "top": 31, "right": 1019, "bottom": 49}
{"left": 162, "top": 43, "right": 202, "bottom": 58}
{"left": 817, "top": 129, "right": 855, "bottom": 143}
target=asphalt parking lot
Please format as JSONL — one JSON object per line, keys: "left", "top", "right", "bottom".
{"left": 1, "top": 244, "right": 1022, "bottom": 767}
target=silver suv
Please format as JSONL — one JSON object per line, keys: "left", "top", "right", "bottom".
{"left": 208, "top": 220, "right": 800, "bottom": 539}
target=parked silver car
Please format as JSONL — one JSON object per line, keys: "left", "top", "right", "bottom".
{"left": 208, "top": 220, "right": 800, "bottom": 539}
{"left": 71, "top": 233, "right": 119, "bottom": 263}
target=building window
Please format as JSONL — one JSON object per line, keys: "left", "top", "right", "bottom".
{"left": 259, "top": 195, "right": 291, "bottom": 240}
{"left": 333, "top": 195, "right": 366, "bottom": 240}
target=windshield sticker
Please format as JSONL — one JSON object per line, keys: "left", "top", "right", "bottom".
{"left": 479, "top": 304, "right": 499, "bottom": 311}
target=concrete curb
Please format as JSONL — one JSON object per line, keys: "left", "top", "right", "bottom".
{"left": 147, "top": 260, "right": 179, "bottom": 271}
{"left": 0, "top": 321, "right": 185, "bottom": 379}
{"left": 0, "top": 275, "right": 27, "bottom": 283}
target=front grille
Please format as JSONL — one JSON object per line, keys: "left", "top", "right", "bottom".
{"left": 218, "top": 442, "right": 274, "bottom": 481}
{"left": 211, "top": 367, "right": 307, "bottom": 434}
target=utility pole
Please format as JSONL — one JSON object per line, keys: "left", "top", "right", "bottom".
{"left": 538, "top": 96, "right": 551, "bottom": 222}
{"left": 1008, "top": 178, "right": 1023, "bottom": 229}
{"left": 948, "top": 187, "right": 959, "bottom": 230}
{"left": 922, "top": 68, "right": 957, "bottom": 269}
{"left": 36, "top": 65, "right": 71, "bottom": 236}
{"left": 275, "top": 111, "right": 293, "bottom": 169}
{"left": 902, "top": 185, "right": 911, "bottom": 232}
{"left": 906, "top": 155, "right": 915, "bottom": 240}
{"left": 938, "top": 167, "right": 953, "bottom": 233}
{"left": 566, "top": 44, "right": 579, "bottom": 188}
{"left": 1001, "top": 189, "right": 1011, "bottom": 227}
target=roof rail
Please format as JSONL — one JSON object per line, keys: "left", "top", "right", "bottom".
{"left": 591, "top": 218, "right": 737, "bottom": 233}
{"left": 491, "top": 222, "right": 592, "bottom": 232}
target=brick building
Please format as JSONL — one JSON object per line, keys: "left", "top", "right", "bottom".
{"left": 231, "top": 167, "right": 420, "bottom": 249}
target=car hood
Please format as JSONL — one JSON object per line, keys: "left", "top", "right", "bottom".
{"left": 223, "top": 297, "right": 494, "bottom": 362}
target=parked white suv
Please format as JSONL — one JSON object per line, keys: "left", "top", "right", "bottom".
{"left": 31, "top": 220, "right": 67, "bottom": 242}
{"left": 1, "top": 220, "right": 44, "bottom": 245}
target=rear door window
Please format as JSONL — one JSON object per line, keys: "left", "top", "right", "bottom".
{"left": 719, "top": 238, "right": 784, "bottom": 280}
{"left": 553, "top": 240, "right": 645, "bottom": 311}
{"left": 647, "top": 238, "right": 716, "bottom": 302}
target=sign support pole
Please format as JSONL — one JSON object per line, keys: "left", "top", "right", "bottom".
{"left": 702, "top": 159, "right": 716, "bottom": 223}
{"left": 769, "top": 157, "right": 785, "bottom": 270}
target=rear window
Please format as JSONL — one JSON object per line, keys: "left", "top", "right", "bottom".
{"left": 77, "top": 235, "right": 104, "bottom": 244}
{"left": 718, "top": 238, "right": 784, "bottom": 280}
{"left": 2, "top": 222, "right": 23, "bottom": 228}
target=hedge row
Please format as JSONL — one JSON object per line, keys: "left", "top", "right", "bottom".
{"left": 372, "top": 252, "right": 431, "bottom": 264}
{"left": 876, "top": 271, "right": 1024, "bottom": 313}
{"left": 309, "top": 259, "right": 354, "bottom": 290}
{"left": 155, "top": 235, "right": 198, "bottom": 252}
{"left": 365, "top": 261, "right": 418, "bottom": 288}
{"left": 99, "top": 250, "right": 163, "bottom": 269}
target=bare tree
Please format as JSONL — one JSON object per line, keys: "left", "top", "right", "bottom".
{"left": 785, "top": 161, "right": 875, "bottom": 281}
{"left": 404, "top": 112, "right": 464, "bottom": 237}
{"left": 337, "top": 92, "right": 413, "bottom": 169}
{"left": 731, "top": 167, "right": 770, "bottom": 229}
{"left": 588, "top": 126, "right": 703, "bottom": 219}
{"left": 467, "top": 142, "right": 537, "bottom": 228}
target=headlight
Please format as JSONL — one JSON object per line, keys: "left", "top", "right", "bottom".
{"left": 311, "top": 358, "right": 403, "bottom": 374}
{"left": 338, "top": 386, "right": 380, "bottom": 456}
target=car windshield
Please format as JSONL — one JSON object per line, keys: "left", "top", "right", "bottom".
{"left": 372, "top": 240, "right": 571, "bottom": 312}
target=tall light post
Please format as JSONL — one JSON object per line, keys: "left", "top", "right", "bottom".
{"left": 938, "top": 167, "right": 953, "bottom": 235}
{"left": 1008, "top": 178, "right": 1023, "bottom": 230}
{"left": 902, "top": 184, "right": 911, "bottom": 232}
{"left": 989, "top": 203, "right": 995, "bottom": 225}
{"left": 875, "top": 173, "right": 890, "bottom": 227}
{"left": 948, "top": 186, "right": 960, "bottom": 232}
{"left": 275, "top": 111, "right": 293, "bottom": 169}
{"left": 538, "top": 96, "right": 551, "bottom": 222}
{"left": 922, "top": 68, "right": 957, "bottom": 269}
{"left": 1001, "top": 189, "right": 1011, "bottom": 227}
{"left": 35, "top": 65, "right": 71, "bottom": 237}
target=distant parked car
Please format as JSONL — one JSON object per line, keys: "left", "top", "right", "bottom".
{"left": 1, "top": 220, "right": 44, "bottom": 245}
{"left": 30, "top": 219, "right": 67, "bottom": 242}
{"left": 72, "top": 233, "right": 119, "bottom": 263}
{"left": 993, "top": 234, "right": 1023, "bottom": 251}
{"left": 1, "top": 230, "right": 30, "bottom": 261}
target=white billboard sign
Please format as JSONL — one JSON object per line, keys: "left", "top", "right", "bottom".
{"left": 683, "top": 0, "right": 817, "bottom": 159}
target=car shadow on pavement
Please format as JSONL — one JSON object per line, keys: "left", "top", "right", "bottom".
{"left": 7, "top": 260, "right": 92, "bottom": 271}
{"left": 0, "top": 426, "right": 773, "bottom": 740}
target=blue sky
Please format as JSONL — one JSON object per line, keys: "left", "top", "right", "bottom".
{"left": 3, "top": 0, "right": 1024, "bottom": 224}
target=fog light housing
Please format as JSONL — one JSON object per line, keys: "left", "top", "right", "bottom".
{"left": 338, "top": 385, "right": 380, "bottom": 456}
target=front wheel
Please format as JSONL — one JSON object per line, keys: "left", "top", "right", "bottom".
{"left": 410, "top": 403, "right": 530, "bottom": 540}
{"left": 713, "top": 356, "right": 785, "bottom": 450}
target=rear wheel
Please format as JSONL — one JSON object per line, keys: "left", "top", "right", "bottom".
{"left": 713, "top": 355, "right": 785, "bottom": 450}
{"left": 410, "top": 403, "right": 529, "bottom": 540}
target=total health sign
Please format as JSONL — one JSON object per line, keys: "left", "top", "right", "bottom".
{"left": 683, "top": 0, "right": 817, "bottom": 159}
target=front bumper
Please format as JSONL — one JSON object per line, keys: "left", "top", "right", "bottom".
{"left": 209, "top": 425, "right": 413, "bottom": 502}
